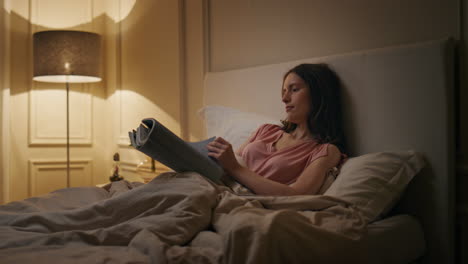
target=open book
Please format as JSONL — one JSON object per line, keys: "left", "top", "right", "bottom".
{"left": 128, "top": 118, "right": 224, "bottom": 184}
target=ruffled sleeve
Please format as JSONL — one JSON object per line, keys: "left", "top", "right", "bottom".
{"left": 305, "top": 143, "right": 330, "bottom": 167}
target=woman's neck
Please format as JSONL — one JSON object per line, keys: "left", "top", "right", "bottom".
{"left": 290, "top": 122, "right": 313, "bottom": 141}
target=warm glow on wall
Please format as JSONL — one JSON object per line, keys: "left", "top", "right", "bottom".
{"left": 118, "top": 90, "right": 181, "bottom": 145}
{"left": 9, "top": 0, "right": 137, "bottom": 29}
{"left": 118, "top": 0, "right": 137, "bottom": 23}
{"left": 3, "top": 0, "right": 11, "bottom": 14}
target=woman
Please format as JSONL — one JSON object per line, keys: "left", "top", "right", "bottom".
{"left": 207, "top": 63, "right": 347, "bottom": 195}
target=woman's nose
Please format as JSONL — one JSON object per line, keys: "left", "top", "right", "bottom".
{"left": 282, "top": 92, "right": 290, "bottom": 103}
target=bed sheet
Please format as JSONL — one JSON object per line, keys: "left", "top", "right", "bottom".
{"left": 0, "top": 172, "right": 416, "bottom": 263}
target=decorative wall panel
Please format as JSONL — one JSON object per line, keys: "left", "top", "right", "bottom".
{"left": 29, "top": 84, "right": 93, "bottom": 145}
{"left": 29, "top": 159, "right": 92, "bottom": 196}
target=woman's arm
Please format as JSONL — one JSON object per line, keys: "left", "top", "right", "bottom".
{"left": 207, "top": 137, "right": 341, "bottom": 195}
{"left": 289, "top": 144, "right": 341, "bottom": 194}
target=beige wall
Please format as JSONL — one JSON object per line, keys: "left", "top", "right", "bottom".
{"left": 209, "top": 0, "right": 459, "bottom": 71}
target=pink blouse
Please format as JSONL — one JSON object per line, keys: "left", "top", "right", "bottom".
{"left": 237, "top": 124, "right": 337, "bottom": 185}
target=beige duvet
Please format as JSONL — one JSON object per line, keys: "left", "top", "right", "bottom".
{"left": 0, "top": 172, "right": 370, "bottom": 263}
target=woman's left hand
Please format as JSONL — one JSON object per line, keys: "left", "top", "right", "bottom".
{"left": 207, "top": 137, "right": 241, "bottom": 173}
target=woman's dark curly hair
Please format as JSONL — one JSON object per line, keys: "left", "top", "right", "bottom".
{"left": 281, "top": 63, "right": 347, "bottom": 153}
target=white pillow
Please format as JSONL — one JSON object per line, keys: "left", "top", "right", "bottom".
{"left": 324, "top": 150, "right": 425, "bottom": 223}
{"left": 317, "top": 167, "right": 339, "bottom": 195}
{"left": 198, "top": 105, "right": 280, "bottom": 151}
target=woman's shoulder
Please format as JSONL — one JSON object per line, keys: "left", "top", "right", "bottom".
{"left": 321, "top": 143, "right": 348, "bottom": 168}
{"left": 306, "top": 143, "right": 343, "bottom": 166}
{"left": 256, "top": 123, "right": 282, "bottom": 136}
{"left": 325, "top": 143, "right": 341, "bottom": 155}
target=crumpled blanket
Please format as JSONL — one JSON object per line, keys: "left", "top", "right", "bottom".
{"left": 0, "top": 172, "right": 369, "bottom": 264}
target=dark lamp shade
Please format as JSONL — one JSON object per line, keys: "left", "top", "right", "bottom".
{"left": 33, "top": 30, "right": 102, "bottom": 83}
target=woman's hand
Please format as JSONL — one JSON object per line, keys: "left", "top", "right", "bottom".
{"left": 207, "top": 137, "right": 241, "bottom": 173}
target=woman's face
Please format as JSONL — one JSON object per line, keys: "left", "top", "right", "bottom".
{"left": 282, "top": 72, "right": 312, "bottom": 124}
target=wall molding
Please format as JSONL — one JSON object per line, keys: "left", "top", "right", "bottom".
{"left": 29, "top": 84, "right": 93, "bottom": 146}
{"left": 29, "top": 159, "right": 92, "bottom": 196}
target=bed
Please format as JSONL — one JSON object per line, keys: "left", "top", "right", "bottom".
{"left": 203, "top": 37, "right": 455, "bottom": 264}
{"left": 0, "top": 38, "right": 455, "bottom": 264}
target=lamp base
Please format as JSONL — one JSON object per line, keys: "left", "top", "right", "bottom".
{"left": 109, "top": 174, "right": 124, "bottom": 182}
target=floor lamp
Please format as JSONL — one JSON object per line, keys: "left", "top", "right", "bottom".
{"left": 32, "top": 30, "right": 101, "bottom": 188}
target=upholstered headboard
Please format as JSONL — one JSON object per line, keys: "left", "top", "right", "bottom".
{"left": 204, "top": 39, "right": 455, "bottom": 264}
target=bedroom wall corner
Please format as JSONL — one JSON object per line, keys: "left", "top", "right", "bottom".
{"left": 183, "top": 0, "right": 209, "bottom": 142}
{"left": 90, "top": 0, "right": 117, "bottom": 186}
{"left": 99, "top": 0, "right": 120, "bottom": 184}
{"left": 0, "top": 0, "right": 3, "bottom": 205}
{"left": 0, "top": 0, "right": 3, "bottom": 204}
{"left": 0, "top": 0, "right": 11, "bottom": 205}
